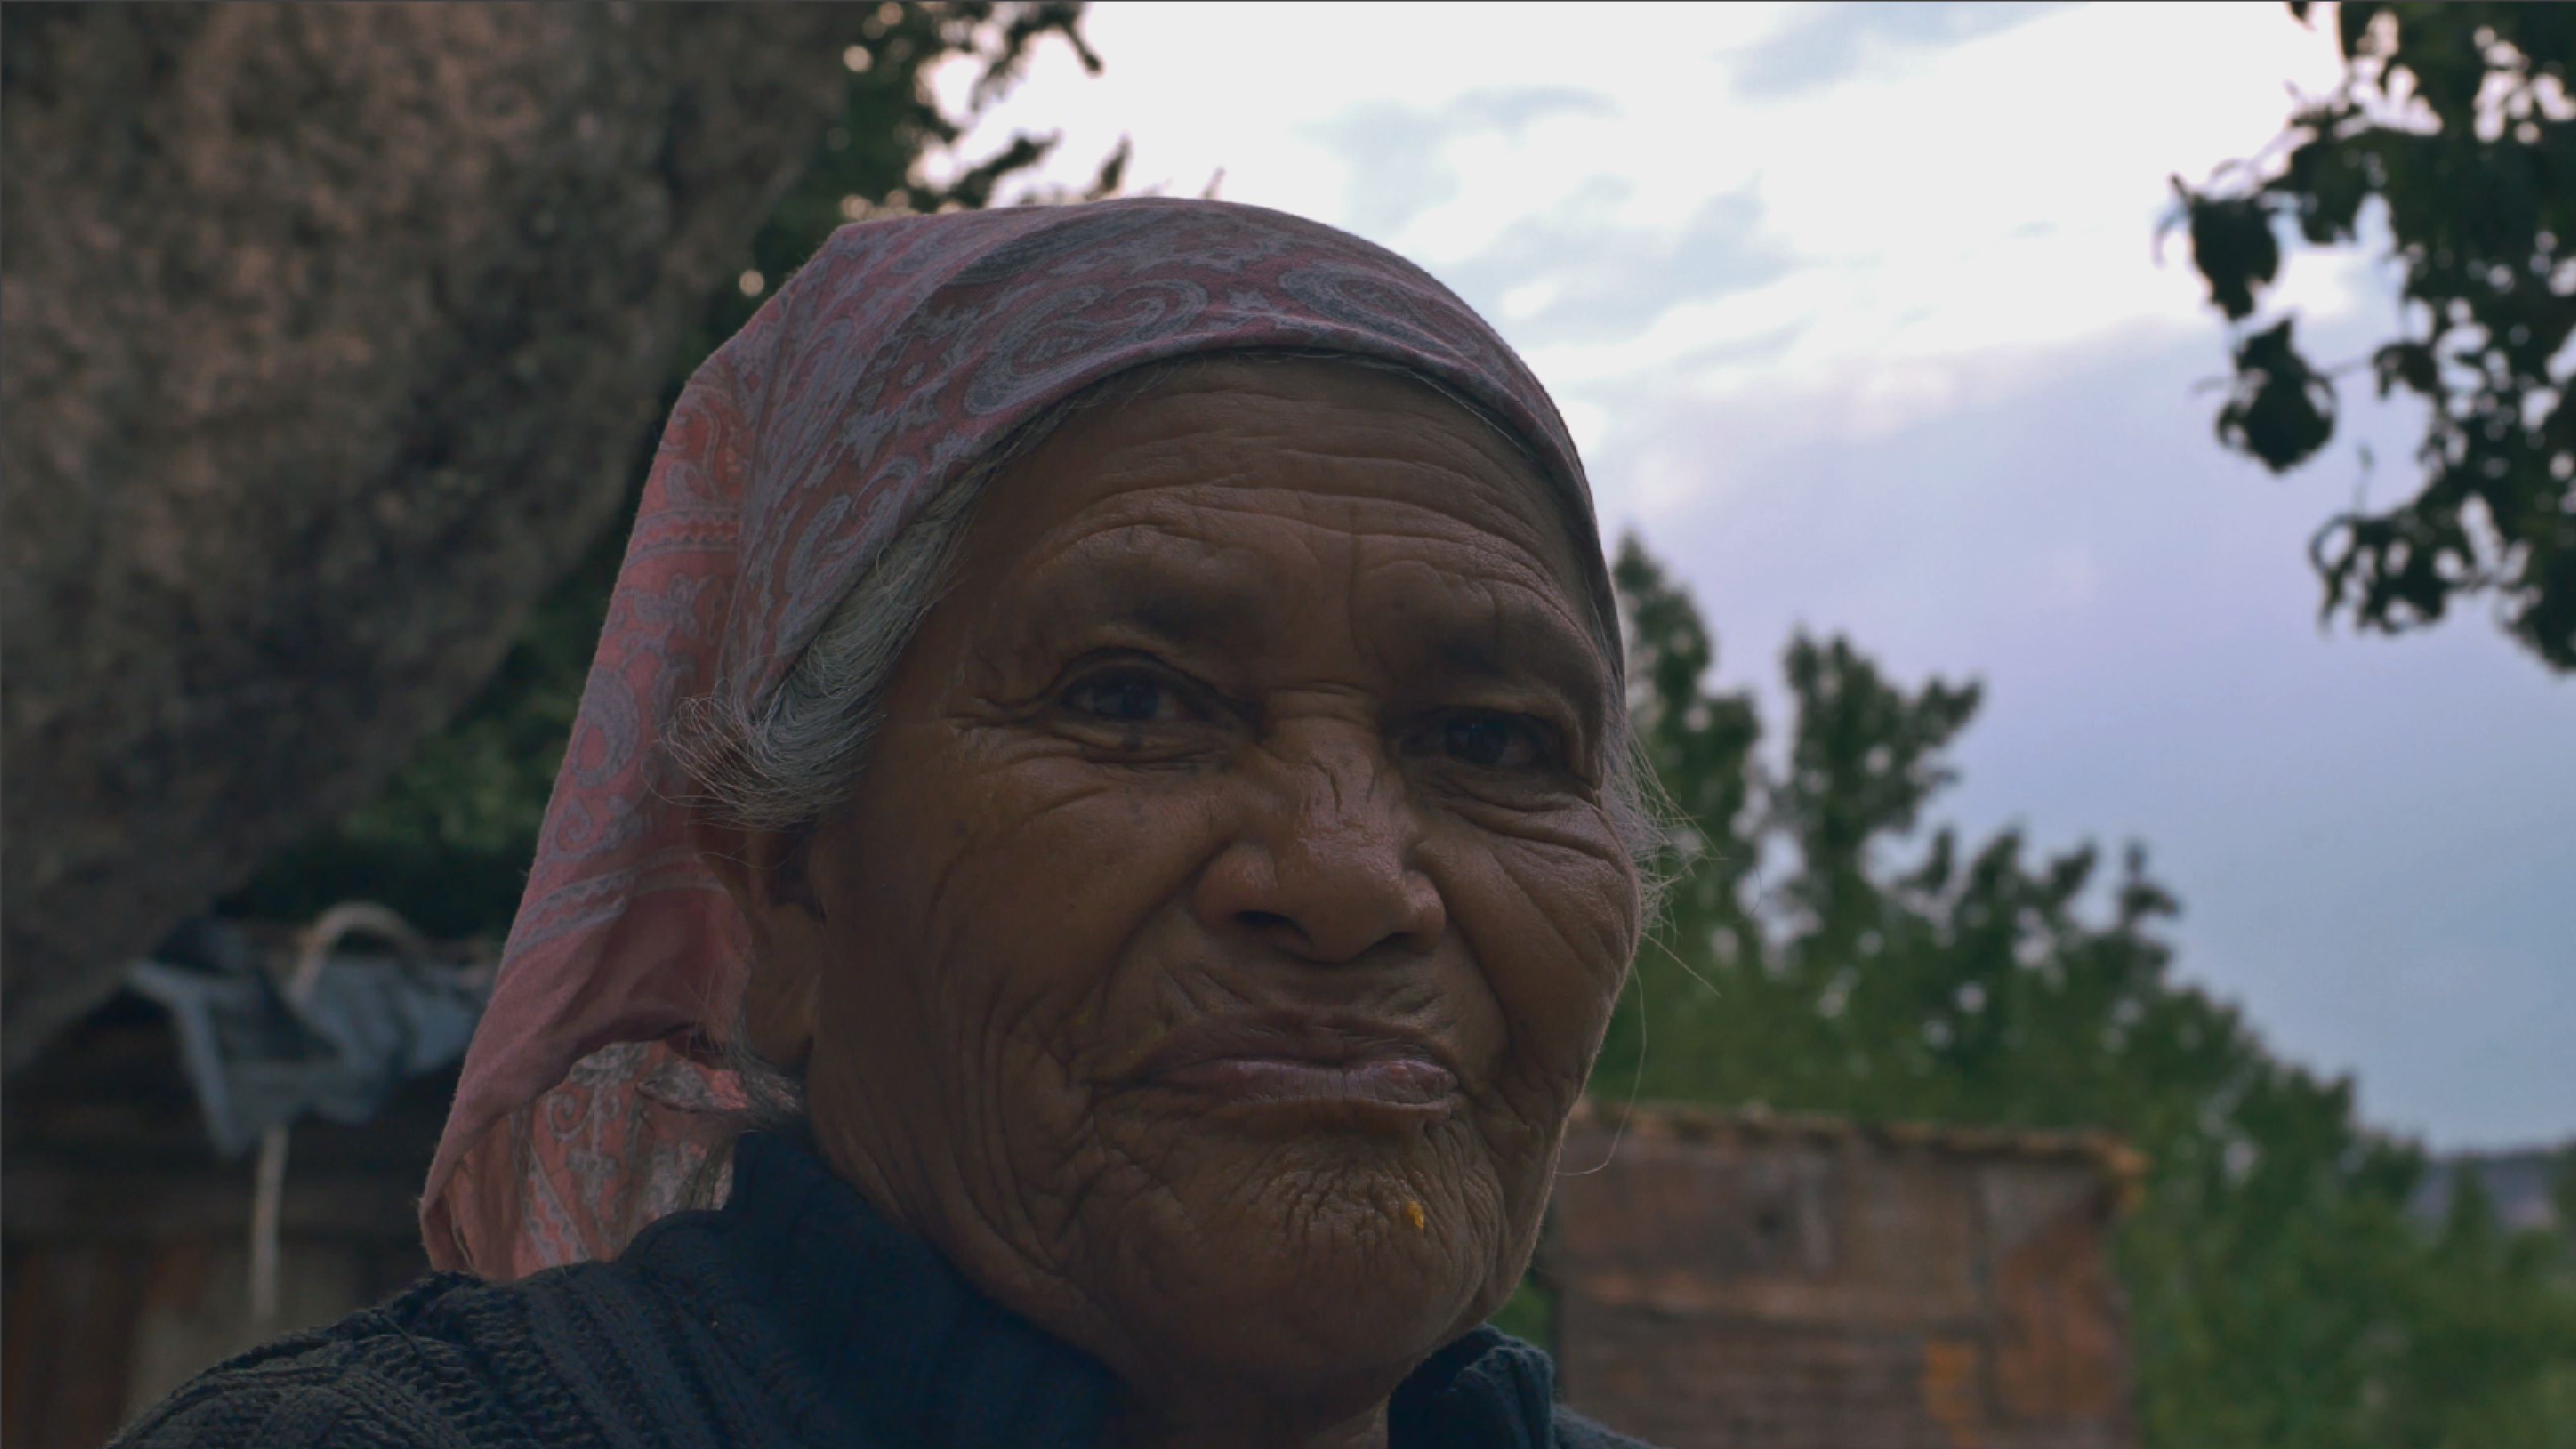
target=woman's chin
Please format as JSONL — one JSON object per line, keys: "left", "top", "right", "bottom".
{"left": 1075, "top": 1155, "right": 1501, "bottom": 1398}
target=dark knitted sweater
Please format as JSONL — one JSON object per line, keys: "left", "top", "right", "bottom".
{"left": 115, "top": 1132, "right": 1650, "bottom": 1448}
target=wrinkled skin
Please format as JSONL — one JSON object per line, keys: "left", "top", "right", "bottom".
{"left": 697, "top": 361, "right": 1641, "bottom": 1449}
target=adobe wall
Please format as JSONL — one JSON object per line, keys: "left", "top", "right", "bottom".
{"left": 1547, "top": 1104, "right": 2139, "bottom": 1449}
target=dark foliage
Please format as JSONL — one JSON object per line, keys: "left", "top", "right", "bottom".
{"left": 2174, "top": 2, "right": 2575, "bottom": 670}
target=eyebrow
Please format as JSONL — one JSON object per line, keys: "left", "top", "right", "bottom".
{"left": 1001, "top": 534, "right": 1612, "bottom": 732}
{"left": 1389, "top": 595, "right": 1612, "bottom": 737}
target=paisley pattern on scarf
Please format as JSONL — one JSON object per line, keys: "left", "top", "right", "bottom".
{"left": 423, "top": 198, "right": 1611, "bottom": 1278}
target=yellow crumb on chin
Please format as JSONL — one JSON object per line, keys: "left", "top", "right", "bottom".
{"left": 1404, "top": 1199, "right": 1426, "bottom": 1231}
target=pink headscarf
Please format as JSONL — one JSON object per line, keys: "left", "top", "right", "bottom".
{"left": 423, "top": 199, "right": 1612, "bottom": 1278}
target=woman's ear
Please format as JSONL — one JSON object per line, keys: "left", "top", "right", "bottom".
{"left": 687, "top": 807, "right": 826, "bottom": 1072}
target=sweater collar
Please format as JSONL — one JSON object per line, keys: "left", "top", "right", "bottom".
{"left": 672, "top": 1129, "right": 1561, "bottom": 1449}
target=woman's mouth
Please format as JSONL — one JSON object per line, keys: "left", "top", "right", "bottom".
{"left": 1129, "top": 1014, "right": 1463, "bottom": 1115}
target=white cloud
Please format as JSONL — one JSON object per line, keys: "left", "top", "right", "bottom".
{"left": 959, "top": 1, "right": 2351, "bottom": 488}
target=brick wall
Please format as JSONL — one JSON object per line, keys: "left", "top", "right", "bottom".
{"left": 1546, "top": 1104, "right": 2139, "bottom": 1449}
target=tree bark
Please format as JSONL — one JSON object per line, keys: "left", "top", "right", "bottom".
{"left": 2, "top": 2, "right": 865, "bottom": 1069}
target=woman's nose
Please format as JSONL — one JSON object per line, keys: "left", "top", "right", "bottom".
{"left": 1192, "top": 723, "right": 1446, "bottom": 965}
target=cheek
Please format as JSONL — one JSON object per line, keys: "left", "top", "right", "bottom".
{"left": 847, "top": 724, "right": 1214, "bottom": 1077}
{"left": 1439, "top": 812, "right": 1638, "bottom": 1101}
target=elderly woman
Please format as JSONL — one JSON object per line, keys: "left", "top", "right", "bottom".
{"left": 122, "top": 200, "right": 1657, "bottom": 1449}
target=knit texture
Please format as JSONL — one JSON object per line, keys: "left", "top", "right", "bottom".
{"left": 114, "top": 1133, "right": 1653, "bottom": 1448}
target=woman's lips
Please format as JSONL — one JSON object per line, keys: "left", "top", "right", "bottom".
{"left": 1129, "top": 1015, "right": 1463, "bottom": 1112}
{"left": 1150, "top": 1054, "right": 1459, "bottom": 1107}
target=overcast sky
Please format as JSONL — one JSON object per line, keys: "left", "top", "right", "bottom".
{"left": 945, "top": 1, "right": 2574, "bottom": 1150}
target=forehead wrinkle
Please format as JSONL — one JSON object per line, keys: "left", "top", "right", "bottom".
{"left": 991, "top": 516, "right": 1286, "bottom": 663}
{"left": 1103, "top": 479, "right": 1576, "bottom": 600}
{"left": 1067, "top": 399, "right": 1574, "bottom": 566}
{"left": 1179, "top": 442, "right": 1575, "bottom": 576}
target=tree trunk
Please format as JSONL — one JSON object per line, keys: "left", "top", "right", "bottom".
{"left": 2, "top": 2, "right": 865, "bottom": 1069}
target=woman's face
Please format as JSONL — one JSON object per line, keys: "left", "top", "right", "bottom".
{"left": 716, "top": 359, "right": 1638, "bottom": 1439}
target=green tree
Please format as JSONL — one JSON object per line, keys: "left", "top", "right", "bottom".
{"left": 225, "top": 2, "right": 1111, "bottom": 938}
{"left": 1593, "top": 535, "right": 2576, "bottom": 1449}
{"left": 2174, "top": 2, "right": 2575, "bottom": 670}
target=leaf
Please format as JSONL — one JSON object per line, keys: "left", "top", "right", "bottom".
{"left": 2372, "top": 339, "right": 2440, "bottom": 398}
{"left": 2279, "top": 130, "right": 2374, "bottom": 246}
{"left": 2183, "top": 188, "right": 2281, "bottom": 322}
{"left": 2218, "top": 320, "right": 2338, "bottom": 471}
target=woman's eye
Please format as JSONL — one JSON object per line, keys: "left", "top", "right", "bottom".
{"left": 1065, "top": 671, "right": 1184, "bottom": 724}
{"left": 1439, "top": 713, "right": 1551, "bottom": 770}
